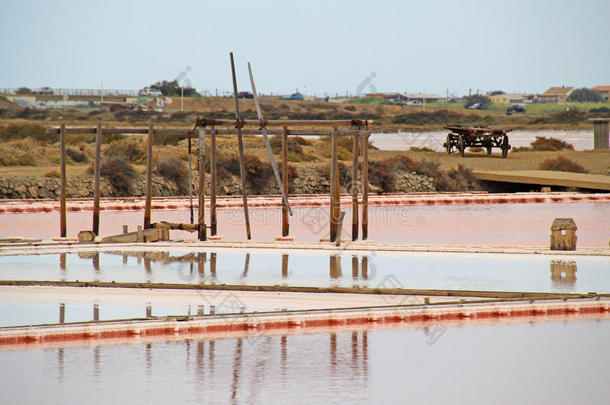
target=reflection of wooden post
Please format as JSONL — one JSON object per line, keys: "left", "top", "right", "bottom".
{"left": 60, "top": 253, "right": 66, "bottom": 270}
{"left": 60, "top": 123, "right": 67, "bottom": 237}
{"left": 361, "top": 256, "right": 368, "bottom": 280}
{"left": 351, "top": 132, "right": 359, "bottom": 241}
{"left": 144, "top": 124, "right": 153, "bottom": 229}
{"left": 210, "top": 252, "right": 216, "bottom": 278}
{"left": 330, "top": 254, "right": 342, "bottom": 279}
{"left": 92, "top": 123, "right": 102, "bottom": 235}
{"left": 198, "top": 252, "right": 205, "bottom": 281}
{"left": 281, "top": 126, "right": 289, "bottom": 236}
{"left": 198, "top": 128, "right": 207, "bottom": 241}
{"left": 92, "top": 252, "right": 99, "bottom": 272}
{"left": 352, "top": 256, "right": 358, "bottom": 279}
{"left": 146, "top": 304, "right": 152, "bottom": 318}
{"left": 361, "top": 132, "right": 369, "bottom": 240}
{"left": 210, "top": 128, "right": 217, "bottom": 236}
{"left": 281, "top": 254, "right": 289, "bottom": 278}
{"left": 330, "top": 333, "right": 337, "bottom": 368}
{"left": 59, "top": 303, "right": 65, "bottom": 324}
{"left": 243, "top": 253, "right": 250, "bottom": 277}
{"left": 93, "top": 304, "right": 99, "bottom": 321}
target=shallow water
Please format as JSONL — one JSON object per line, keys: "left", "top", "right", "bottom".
{"left": 0, "top": 250, "right": 607, "bottom": 294}
{"left": 0, "top": 319, "right": 607, "bottom": 404}
{"left": 1, "top": 201, "right": 609, "bottom": 247}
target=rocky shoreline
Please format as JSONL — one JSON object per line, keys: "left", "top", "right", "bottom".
{"left": 0, "top": 168, "right": 436, "bottom": 199}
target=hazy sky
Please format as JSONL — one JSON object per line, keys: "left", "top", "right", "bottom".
{"left": 1, "top": 0, "right": 609, "bottom": 96}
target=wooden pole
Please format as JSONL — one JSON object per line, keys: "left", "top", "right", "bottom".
{"left": 144, "top": 123, "right": 153, "bottom": 229}
{"left": 92, "top": 123, "right": 102, "bottom": 235}
{"left": 60, "top": 123, "right": 66, "bottom": 237}
{"left": 229, "top": 52, "right": 252, "bottom": 239}
{"left": 329, "top": 129, "right": 338, "bottom": 242}
{"left": 281, "top": 126, "right": 289, "bottom": 236}
{"left": 361, "top": 132, "right": 369, "bottom": 240}
{"left": 198, "top": 128, "right": 207, "bottom": 241}
{"left": 188, "top": 131, "right": 193, "bottom": 224}
{"left": 351, "top": 131, "right": 359, "bottom": 241}
{"left": 210, "top": 128, "right": 217, "bottom": 236}
{"left": 247, "top": 62, "right": 293, "bottom": 215}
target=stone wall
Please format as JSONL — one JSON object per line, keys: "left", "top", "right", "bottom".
{"left": 0, "top": 167, "right": 436, "bottom": 199}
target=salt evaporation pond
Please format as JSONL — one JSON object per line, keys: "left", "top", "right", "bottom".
{"left": 0, "top": 319, "right": 607, "bottom": 404}
{"left": 0, "top": 250, "right": 607, "bottom": 293}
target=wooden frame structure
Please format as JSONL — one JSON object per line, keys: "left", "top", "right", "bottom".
{"left": 46, "top": 118, "right": 372, "bottom": 243}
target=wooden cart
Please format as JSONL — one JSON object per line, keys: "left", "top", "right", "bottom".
{"left": 443, "top": 125, "right": 512, "bottom": 158}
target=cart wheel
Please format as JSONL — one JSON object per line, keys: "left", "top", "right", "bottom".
{"left": 486, "top": 142, "right": 492, "bottom": 155}
{"left": 458, "top": 135, "right": 465, "bottom": 157}
{"left": 501, "top": 136, "right": 509, "bottom": 158}
{"left": 446, "top": 134, "right": 452, "bottom": 154}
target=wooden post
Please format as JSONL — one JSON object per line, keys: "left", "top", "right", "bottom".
{"left": 329, "top": 129, "right": 338, "bottom": 242}
{"left": 210, "top": 128, "right": 217, "bottom": 236}
{"left": 281, "top": 126, "right": 289, "bottom": 236}
{"left": 198, "top": 128, "right": 207, "bottom": 241}
{"left": 144, "top": 123, "right": 153, "bottom": 229}
{"left": 92, "top": 123, "right": 102, "bottom": 235}
{"left": 361, "top": 132, "right": 369, "bottom": 240}
{"left": 351, "top": 132, "right": 359, "bottom": 241}
{"left": 230, "top": 53, "right": 252, "bottom": 240}
{"left": 60, "top": 123, "right": 67, "bottom": 237}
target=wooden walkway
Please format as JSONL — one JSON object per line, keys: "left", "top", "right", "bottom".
{"left": 473, "top": 170, "right": 610, "bottom": 191}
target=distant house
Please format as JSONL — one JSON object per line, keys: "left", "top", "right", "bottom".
{"left": 537, "top": 86, "right": 574, "bottom": 103}
{"left": 403, "top": 93, "right": 444, "bottom": 103}
{"left": 490, "top": 93, "right": 534, "bottom": 104}
{"left": 590, "top": 86, "right": 610, "bottom": 101}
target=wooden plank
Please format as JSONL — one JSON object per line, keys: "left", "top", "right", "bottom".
{"left": 351, "top": 132, "right": 359, "bottom": 241}
{"left": 92, "top": 123, "right": 102, "bottom": 235}
{"left": 473, "top": 170, "right": 610, "bottom": 191}
{"left": 281, "top": 126, "right": 289, "bottom": 237}
{"left": 144, "top": 124, "right": 153, "bottom": 229}
{"left": 188, "top": 130, "right": 193, "bottom": 224}
{"left": 60, "top": 123, "right": 66, "bottom": 237}
{"left": 247, "top": 62, "right": 293, "bottom": 216}
{"left": 230, "top": 52, "right": 252, "bottom": 240}
{"left": 197, "top": 118, "right": 373, "bottom": 128}
{"left": 361, "top": 132, "right": 369, "bottom": 240}
{"left": 210, "top": 128, "right": 217, "bottom": 236}
{"left": 198, "top": 128, "right": 207, "bottom": 241}
{"left": 47, "top": 127, "right": 364, "bottom": 137}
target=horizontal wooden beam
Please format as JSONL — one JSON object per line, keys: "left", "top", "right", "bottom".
{"left": 46, "top": 127, "right": 369, "bottom": 137}
{"left": 196, "top": 118, "right": 373, "bottom": 128}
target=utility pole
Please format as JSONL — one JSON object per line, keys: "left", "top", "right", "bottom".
{"left": 181, "top": 86, "right": 184, "bottom": 111}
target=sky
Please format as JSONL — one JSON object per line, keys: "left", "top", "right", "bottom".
{"left": 1, "top": 0, "right": 609, "bottom": 97}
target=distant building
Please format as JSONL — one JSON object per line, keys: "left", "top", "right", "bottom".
{"left": 403, "top": 93, "right": 444, "bottom": 103}
{"left": 590, "top": 86, "right": 610, "bottom": 101}
{"left": 537, "top": 86, "right": 574, "bottom": 103}
{"left": 490, "top": 93, "right": 534, "bottom": 104}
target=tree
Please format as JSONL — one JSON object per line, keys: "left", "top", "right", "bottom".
{"left": 15, "top": 87, "right": 32, "bottom": 95}
{"left": 567, "top": 88, "right": 602, "bottom": 103}
{"left": 150, "top": 80, "right": 200, "bottom": 97}
{"left": 463, "top": 94, "right": 492, "bottom": 109}
{"left": 488, "top": 90, "right": 505, "bottom": 96}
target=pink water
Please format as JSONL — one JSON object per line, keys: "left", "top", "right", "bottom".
{"left": 1, "top": 194, "right": 608, "bottom": 247}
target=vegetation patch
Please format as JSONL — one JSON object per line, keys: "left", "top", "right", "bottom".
{"left": 539, "top": 156, "right": 587, "bottom": 173}
{"left": 513, "top": 136, "right": 574, "bottom": 152}
{"left": 100, "top": 158, "right": 136, "bottom": 196}
{"left": 156, "top": 158, "right": 189, "bottom": 195}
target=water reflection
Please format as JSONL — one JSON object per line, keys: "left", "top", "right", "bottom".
{"left": 550, "top": 260, "right": 577, "bottom": 284}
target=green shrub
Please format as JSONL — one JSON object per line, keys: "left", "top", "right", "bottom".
{"left": 101, "top": 158, "right": 136, "bottom": 196}
{"left": 409, "top": 146, "right": 434, "bottom": 152}
{"left": 539, "top": 156, "right": 587, "bottom": 173}
{"left": 269, "top": 135, "right": 303, "bottom": 154}
{"left": 367, "top": 155, "right": 418, "bottom": 192}
{"left": 156, "top": 158, "right": 189, "bottom": 195}
{"left": 17, "top": 155, "right": 36, "bottom": 166}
